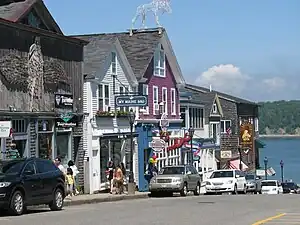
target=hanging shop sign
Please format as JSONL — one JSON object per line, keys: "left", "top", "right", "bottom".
{"left": 149, "top": 139, "right": 166, "bottom": 153}
{"left": 55, "top": 113, "right": 77, "bottom": 128}
{"left": 0, "top": 121, "right": 12, "bottom": 138}
{"left": 55, "top": 93, "right": 73, "bottom": 109}
{"left": 239, "top": 122, "right": 253, "bottom": 146}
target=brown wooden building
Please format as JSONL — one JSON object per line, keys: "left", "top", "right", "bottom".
{"left": 0, "top": 0, "right": 87, "bottom": 185}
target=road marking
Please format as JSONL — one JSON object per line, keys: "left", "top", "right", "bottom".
{"left": 252, "top": 213, "right": 286, "bottom": 225}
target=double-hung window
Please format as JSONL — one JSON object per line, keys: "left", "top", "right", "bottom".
{"left": 189, "top": 108, "right": 204, "bottom": 128}
{"left": 154, "top": 44, "right": 165, "bottom": 77}
{"left": 111, "top": 52, "right": 117, "bottom": 74}
{"left": 142, "top": 84, "right": 149, "bottom": 114}
{"left": 162, "top": 87, "right": 167, "bottom": 114}
{"left": 171, "top": 88, "right": 176, "bottom": 115}
{"left": 153, "top": 86, "right": 159, "bottom": 115}
{"left": 221, "top": 120, "right": 232, "bottom": 133}
{"left": 98, "top": 84, "right": 110, "bottom": 111}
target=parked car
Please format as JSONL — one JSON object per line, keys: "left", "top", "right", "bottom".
{"left": 205, "top": 169, "right": 247, "bottom": 194}
{"left": 0, "top": 157, "right": 65, "bottom": 215}
{"left": 245, "top": 174, "right": 262, "bottom": 194}
{"left": 149, "top": 165, "right": 201, "bottom": 196}
{"left": 261, "top": 180, "right": 283, "bottom": 194}
{"left": 282, "top": 182, "right": 300, "bottom": 194}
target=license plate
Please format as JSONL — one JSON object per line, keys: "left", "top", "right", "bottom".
{"left": 161, "top": 184, "right": 167, "bottom": 188}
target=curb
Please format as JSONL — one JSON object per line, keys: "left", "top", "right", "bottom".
{"left": 63, "top": 193, "right": 150, "bottom": 207}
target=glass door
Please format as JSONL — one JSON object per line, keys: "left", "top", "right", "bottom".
{"left": 56, "top": 132, "right": 70, "bottom": 166}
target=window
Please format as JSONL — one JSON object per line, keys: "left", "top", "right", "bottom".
{"left": 36, "top": 160, "right": 58, "bottom": 173}
{"left": 162, "top": 87, "right": 167, "bottom": 114}
{"left": 142, "top": 84, "right": 149, "bottom": 114}
{"left": 119, "top": 86, "right": 129, "bottom": 112}
{"left": 98, "top": 84, "right": 110, "bottom": 111}
{"left": 189, "top": 108, "right": 204, "bottom": 128}
{"left": 22, "top": 161, "right": 36, "bottom": 175}
{"left": 153, "top": 86, "right": 159, "bottom": 115}
{"left": 0, "top": 161, "right": 25, "bottom": 174}
{"left": 221, "top": 120, "right": 232, "bottom": 133}
{"left": 180, "top": 107, "right": 186, "bottom": 127}
{"left": 171, "top": 88, "right": 176, "bottom": 115}
{"left": 154, "top": 44, "right": 165, "bottom": 77}
{"left": 212, "top": 103, "right": 217, "bottom": 113}
{"left": 12, "top": 119, "right": 27, "bottom": 133}
{"left": 254, "top": 118, "right": 259, "bottom": 132}
{"left": 111, "top": 52, "right": 117, "bottom": 74}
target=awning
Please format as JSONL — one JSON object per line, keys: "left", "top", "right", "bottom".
{"left": 229, "top": 159, "right": 248, "bottom": 171}
{"left": 255, "top": 139, "right": 266, "bottom": 148}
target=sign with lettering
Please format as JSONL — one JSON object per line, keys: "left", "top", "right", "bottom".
{"left": 55, "top": 113, "right": 77, "bottom": 128}
{"left": 115, "top": 95, "right": 148, "bottom": 107}
{"left": 149, "top": 139, "right": 166, "bottom": 153}
{"left": 55, "top": 93, "right": 73, "bottom": 108}
{"left": 240, "top": 122, "right": 253, "bottom": 146}
{"left": 0, "top": 121, "right": 11, "bottom": 138}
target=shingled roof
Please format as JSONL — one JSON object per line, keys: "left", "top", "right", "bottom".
{"left": 0, "top": 0, "right": 63, "bottom": 34}
{"left": 72, "top": 28, "right": 185, "bottom": 84}
{"left": 186, "top": 84, "right": 257, "bottom": 105}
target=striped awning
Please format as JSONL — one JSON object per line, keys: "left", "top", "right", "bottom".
{"left": 229, "top": 159, "right": 248, "bottom": 171}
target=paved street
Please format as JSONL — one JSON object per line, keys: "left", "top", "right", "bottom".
{"left": 1, "top": 194, "right": 300, "bottom": 225}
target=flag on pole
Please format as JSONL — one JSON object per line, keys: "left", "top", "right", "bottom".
{"left": 226, "top": 127, "right": 232, "bottom": 136}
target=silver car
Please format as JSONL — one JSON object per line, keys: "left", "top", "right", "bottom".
{"left": 245, "top": 174, "right": 262, "bottom": 194}
{"left": 149, "top": 165, "right": 201, "bottom": 196}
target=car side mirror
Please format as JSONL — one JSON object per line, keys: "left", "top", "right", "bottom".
{"left": 235, "top": 175, "right": 240, "bottom": 178}
{"left": 187, "top": 171, "right": 192, "bottom": 175}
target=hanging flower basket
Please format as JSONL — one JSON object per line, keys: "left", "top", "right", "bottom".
{"left": 95, "top": 110, "right": 130, "bottom": 117}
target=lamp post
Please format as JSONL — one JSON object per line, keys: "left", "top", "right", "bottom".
{"left": 238, "top": 146, "right": 242, "bottom": 170}
{"left": 188, "top": 127, "right": 195, "bottom": 165}
{"left": 264, "top": 157, "right": 268, "bottom": 180}
{"left": 127, "top": 108, "right": 135, "bottom": 195}
{"left": 280, "top": 160, "right": 284, "bottom": 183}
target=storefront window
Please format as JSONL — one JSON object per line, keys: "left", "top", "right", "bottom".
{"left": 38, "top": 120, "right": 53, "bottom": 132}
{"left": 13, "top": 140, "right": 26, "bottom": 158}
{"left": 38, "top": 133, "right": 52, "bottom": 159}
{"left": 111, "top": 140, "right": 121, "bottom": 167}
{"left": 100, "top": 139, "right": 109, "bottom": 183}
{"left": 56, "top": 133, "right": 70, "bottom": 165}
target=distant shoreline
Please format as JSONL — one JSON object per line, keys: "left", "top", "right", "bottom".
{"left": 260, "top": 134, "right": 300, "bottom": 139}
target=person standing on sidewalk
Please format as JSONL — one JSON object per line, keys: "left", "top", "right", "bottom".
{"left": 114, "top": 165, "right": 124, "bottom": 194}
{"left": 68, "top": 160, "right": 80, "bottom": 195}
{"left": 66, "top": 167, "right": 74, "bottom": 198}
{"left": 106, "top": 161, "right": 114, "bottom": 194}
{"left": 54, "top": 157, "right": 65, "bottom": 174}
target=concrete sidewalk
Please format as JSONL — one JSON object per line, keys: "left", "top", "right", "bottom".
{"left": 63, "top": 192, "right": 150, "bottom": 207}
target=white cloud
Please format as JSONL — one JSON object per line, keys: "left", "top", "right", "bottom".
{"left": 195, "top": 64, "right": 250, "bottom": 96}
{"left": 262, "top": 77, "right": 286, "bottom": 91}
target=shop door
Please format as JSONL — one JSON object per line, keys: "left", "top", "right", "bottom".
{"left": 92, "top": 148, "right": 100, "bottom": 192}
{"left": 100, "top": 139, "right": 109, "bottom": 183}
{"left": 56, "top": 132, "right": 70, "bottom": 166}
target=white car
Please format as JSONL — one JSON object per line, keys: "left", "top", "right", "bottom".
{"left": 261, "top": 180, "right": 283, "bottom": 194}
{"left": 205, "top": 169, "right": 247, "bottom": 194}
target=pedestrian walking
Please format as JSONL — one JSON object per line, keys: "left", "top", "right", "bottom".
{"left": 114, "top": 165, "right": 124, "bottom": 194}
{"left": 106, "top": 161, "right": 114, "bottom": 194}
{"left": 66, "top": 167, "right": 74, "bottom": 198}
{"left": 68, "top": 160, "right": 80, "bottom": 195}
{"left": 119, "top": 162, "right": 126, "bottom": 193}
{"left": 54, "top": 157, "right": 65, "bottom": 174}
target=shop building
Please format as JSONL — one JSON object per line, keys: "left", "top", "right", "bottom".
{"left": 0, "top": 0, "right": 86, "bottom": 184}
{"left": 75, "top": 35, "right": 139, "bottom": 193}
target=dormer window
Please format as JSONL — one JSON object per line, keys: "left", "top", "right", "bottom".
{"left": 111, "top": 52, "right": 117, "bottom": 74}
{"left": 154, "top": 44, "right": 165, "bottom": 77}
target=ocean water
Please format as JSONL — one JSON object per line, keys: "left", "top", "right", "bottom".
{"left": 259, "top": 138, "right": 300, "bottom": 183}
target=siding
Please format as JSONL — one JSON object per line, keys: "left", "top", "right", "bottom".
{"left": 141, "top": 58, "right": 180, "bottom": 120}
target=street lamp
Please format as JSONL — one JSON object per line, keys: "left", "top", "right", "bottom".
{"left": 280, "top": 160, "right": 284, "bottom": 183}
{"left": 238, "top": 146, "right": 242, "bottom": 170}
{"left": 127, "top": 108, "right": 135, "bottom": 195}
{"left": 264, "top": 157, "right": 268, "bottom": 180}
{"left": 188, "top": 127, "right": 195, "bottom": 165}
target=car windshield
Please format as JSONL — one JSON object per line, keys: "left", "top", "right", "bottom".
{"left": 261, "top": 181, "right": 277, "bottom": 186}
{"left": 245, "top": 174, "right": 255, "bottom": 180}
{"left": 0, "top": 160, "right": 25, "bottom": 175}
{"left": 161, "top": 167, "right": 185, "bottom": 175}
{"left": 210, "top": 171, "right": 234, "bottom": 178}
{"left": 282, "top": 183, "right": 296, "bottom": 188}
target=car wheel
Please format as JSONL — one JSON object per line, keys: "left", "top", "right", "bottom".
{"left": 49, "top": 188, "right": 64, "bottom": 211}
{"left": 232, "top": 185, "right": 238, "bottom": 195}
{"left": 9, "top": 190, "right": 24, "bottom": 216}
{"left": 194, "top": 182, "right": 201, "bottom": 196}
{"left": 243, "top": 185, "right": 247, "bottom": 194}
{"left": 180, "top": 183, "right": 188, "bottom": 196}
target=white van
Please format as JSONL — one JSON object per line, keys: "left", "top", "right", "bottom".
{"left": 205, "top": 169, "right": 247, "bottom": 194}
{"left": 261, "top": 180, "right": 283, "bottom": 194}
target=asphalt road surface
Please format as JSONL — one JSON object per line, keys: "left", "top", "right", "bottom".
{"left": 1, "top": 194, "right": 300, "bottom": 225}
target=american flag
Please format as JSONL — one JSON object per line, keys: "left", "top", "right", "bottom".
{"left": 194, "top": 144, "right": 201, "bottom": 156}
{"left": 226, "top": 127, "right": 232, "bottom": 136}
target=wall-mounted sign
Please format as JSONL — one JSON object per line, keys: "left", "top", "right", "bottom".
{"left": 55, "top": 93, "right": 73, "bottom": 108}
{"left": 115, "top": 95, "right": 148, "bottom": 107}
{"left": 149, "top": 139, "right": 166, "bottom": 153}
{"left": 0, "top": 121, "right": 12, "bottom": 138}
{"left": 55, "top": 113, "right": 77, "bottom": 128}
{"left": 220, "top": 150, "right": 232, "bottom": 159}
{"left": 239, "top": 122, "right": 253, "bottom": 146}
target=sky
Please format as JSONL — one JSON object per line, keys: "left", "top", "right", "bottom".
{"left": 44, "top": 0, "right": 300, "bottom": 102}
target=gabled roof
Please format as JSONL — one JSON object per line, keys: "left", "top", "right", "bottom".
{"left": 71, "top": 28, "right": 185, "bottom": 84}
{"left": 0, "top": 0, "right": 63, "bottom": 34}
{"left": 186, "top": 84, "right": 258, "bottom": 105}
{"left": 73, "top": 35, "right": 138, "bottom": 86}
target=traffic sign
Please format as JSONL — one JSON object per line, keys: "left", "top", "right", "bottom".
{"left": 115, "top": 95, "right": 148, "bottom": 107}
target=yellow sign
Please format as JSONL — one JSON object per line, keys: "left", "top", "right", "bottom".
{"left": 240, "top": 123, "right": 253, "bottom": 146}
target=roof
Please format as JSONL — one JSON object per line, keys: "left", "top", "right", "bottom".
{"left": 71, "top": 28, "right": 185, "bottom": 84}
{"left": 0, "top": 0, "right": 63, "bottom": 34}
{"left": 186, "top": 84, "right": 258, "bottom": 105}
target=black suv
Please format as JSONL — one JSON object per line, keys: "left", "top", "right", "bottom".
{"left": 0, "top": 157, "right": 65, "bottom": 215}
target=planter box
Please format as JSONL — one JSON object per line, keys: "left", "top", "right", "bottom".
{"left": 95, "top": 116, "right": 114, "bottom": 128}
{"left": 117, "top": 115, "right": 130, "bottom": 127}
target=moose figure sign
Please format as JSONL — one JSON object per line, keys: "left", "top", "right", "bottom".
{"left": 131, "top": 0, "right": 172, "bottom": 30}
